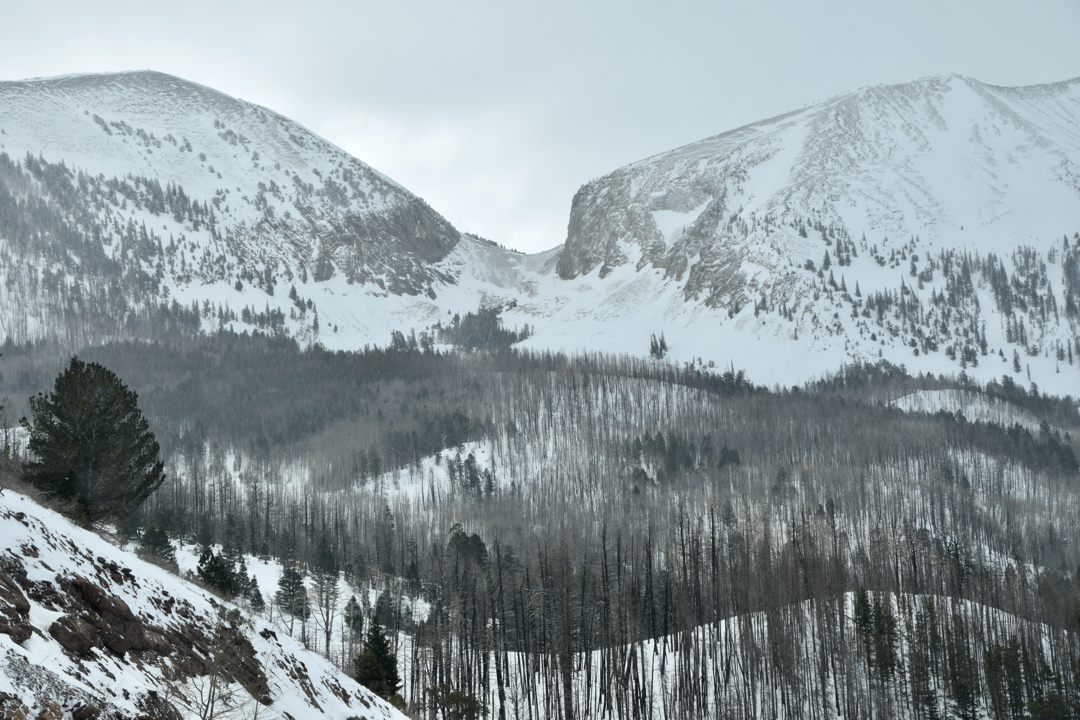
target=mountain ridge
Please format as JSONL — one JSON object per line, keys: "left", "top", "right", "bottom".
{"left": 557, "top": 73, "right": 1080, "bottom": 282}
{"left": 0, "top": 70, "right": 1078, "bottom": 395}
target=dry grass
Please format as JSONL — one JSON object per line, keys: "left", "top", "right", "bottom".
{"left": 0, "top": 457, "right": 85, "bottom": 520}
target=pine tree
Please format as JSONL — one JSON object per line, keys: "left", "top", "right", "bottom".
{"left": 405, "top": 559, "right": 421, "bottom": 594}
{"left": 276, "top": 564, "right": 310, "bottom": 631}
{"left": 249, "top": 576, "right": 265, "bottom": 613}
{"left": 344, "top": 595, "right": 365, "bottom": 637}
{"left": 21, "top": 357, "right": 164, "bottom": 524}
{"left": 197, "top": 548, "right": 234, "bottom": 597}
{"left": 353, "top": 618, "right": 401, "bottom": 700}
{"left": 426, "top": 684, "right": 486, "bottom": 720}
{"left": 139, "top": 525, "right": 177, "bottom": 569}
{"left": 374, "top": 589, "right": 397, "bottom": 629}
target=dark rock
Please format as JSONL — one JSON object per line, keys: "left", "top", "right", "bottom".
{"left": 57, "top": 575, "right": 164, "bottom": 656}
{"left": 0, "top": 565, "right": 33, "bottom": 645}
{"left": 0, "top": 622, "right": 31, "bottom": 644}
{"left": 215, "top": 625, "right": 272, "bottom": 705}
{"left": 0, "top": 692, "right": 29, "bottom": 720}
{"left": 33, "top": 699, "right": 62, "bottom": 720}
{"left": 48, "top": 616, "right": 95, "bottom": 655}
{"left": 70, "top": 704, "right": 100, "bottom": 720}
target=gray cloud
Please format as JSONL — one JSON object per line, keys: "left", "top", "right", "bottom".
{"left": 3, "top": 0, "right": 1079, "bottom": 252}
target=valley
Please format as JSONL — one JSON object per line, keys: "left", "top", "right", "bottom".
{"left": 0, "top": 70, "right": 1078, "bottom": 719}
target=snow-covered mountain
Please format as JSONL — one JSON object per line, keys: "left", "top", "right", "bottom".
{"left": 537, "top": 74, "right": 1080, "bottom": 392}
{"left": 558, "top": 75, "right": 1080, "bottom": 283}
{"left": 0, "top": 71, "right": 460, "bottom": 293}
{"left": 0, "top": 488, "right": 403, "bottom": 720}
{"left": 1, "top": 71, "right": 1079, "bottom": 394}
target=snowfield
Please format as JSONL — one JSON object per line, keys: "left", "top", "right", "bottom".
{"left": 889, "top": 388, "right": 1056, "bottom": 432}
{"left": 1, "top": 71, "right": 1079, "bottom": 396}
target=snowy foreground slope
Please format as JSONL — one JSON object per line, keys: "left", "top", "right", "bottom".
{"left": 1, "top": 71, "right": 1079, "bottom": 393}
{"left": 0, "top": 490, "right": 403, "bottom": 720}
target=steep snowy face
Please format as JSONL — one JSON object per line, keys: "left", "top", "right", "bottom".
{"left": 556, "top": 75, "right": 1080, "bottom": 300}
{"left": 0, "top": 490, "right": 403, "bottom": 720}
{"left": 0, "top": 71, "right": 461, "bottom": 295}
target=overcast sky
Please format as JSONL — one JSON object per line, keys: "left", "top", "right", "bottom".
{"left": 3, "top": 1, "right": 1079, "bottom": 253}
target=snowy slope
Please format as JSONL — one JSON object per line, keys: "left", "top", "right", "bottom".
{"left": 558, "top": 75, "right": 1080, "bottom": 280}
{"left": 1, "top": 71, "right": 1079, "bottom": 395}
{"left": 0, "top": 490, "right": 404, "bottom": 720}
{"left": 890, "top": 388, "right": 1050, "bottom": 431}
{"left": 511, "top": 75, "right": 1080, "bottom": 394}
{"left": 0, "top": 70, "right": 461, "bottom": 312}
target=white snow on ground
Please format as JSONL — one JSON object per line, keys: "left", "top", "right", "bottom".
{"left": 890, "top": 389, "right": 1056, "bottom": 432}
{"left": 1, "top": 71, "right": 1079, "bottom": 398}
{"left": 0, "top": 490, "right": 405, "bottom": 720}
{"left": 650, "top": 201, "right": 711, "bottom": 245}
{"left": 171, "top": 540, "right": 431, "bottom": 649}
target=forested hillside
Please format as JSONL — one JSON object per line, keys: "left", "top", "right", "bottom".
{"left": 2, "top": 69, "right": 1080, "bottom": 720}
{"left": 4, "top": 333, "right": 1078, "bottom": 718}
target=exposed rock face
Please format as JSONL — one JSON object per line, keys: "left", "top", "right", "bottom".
{"left": 54, "top": 575, "right": 163, "bottom": 656}
{"left": 556, "top": 75, "right": 1080, "bottom": 312}
{"left": 0, "top": 566, "right": 32, "bottom": 646}
{"left": 46, "top": 616, "right": 92, "bottom": 656}
{"left": 0, "top": 690, "right": 30, "bottom": 720}
{"left": 41, "top": 574, "right": 271, "bottom": 703}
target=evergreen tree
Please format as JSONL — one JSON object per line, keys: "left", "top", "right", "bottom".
{"left": 405, "top": 559, "right": 421, "bottom": 594}
{"left": 353, "top": 618, "right": 401, "bottom": 700}
{"left": 138, "top": 524, "right": 177, "bottom": 569}
{"left": 197, "top": 547, "right": 234, "bottom": 596}
{"left": 276, "top": 564, "right": 309, "bottom": 623}
{"left": 344, "top": 595, "right": 365, "bottom": 637}
{"left": 426, "top": 683, "right": 486, "bottom": 720}
{"left": 248, "top": 576, "right": 265, "bottom": 613}
{"left": 462, "top": 453, "right": 480, "bottom": 495}
{"left": 21, "top": 357, "right": 165, "bottom": 524}
{"left": 234, "top": 555, "right": 252, "bottom": 598}
{"left": 374, "top": 589, "right": 397, "bottom": 629}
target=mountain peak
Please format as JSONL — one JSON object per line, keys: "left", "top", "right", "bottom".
{"left": 0, "top": 67, "right": 463, "bottom": 299}
{"left": 558, "top": 73, "right": 1080, "bottom": 280}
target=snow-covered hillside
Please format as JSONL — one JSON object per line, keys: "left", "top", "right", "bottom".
{"left": 558, "top": 75, "right": 1080, "bottom": 282}
{"left": 890, "top": 388, "right": 1050, "bottom": 431}
{"left": 0, "top": 71, "right": 460, "bottom": 293}
{"left": 536, "top": 74, "right": 1080, "bottom": 394}
{"left": 1, "top": 71, "right": 1079, "bottom": 394}
{"left": 0, "top": 489, "right": 403, "bottom": 720}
